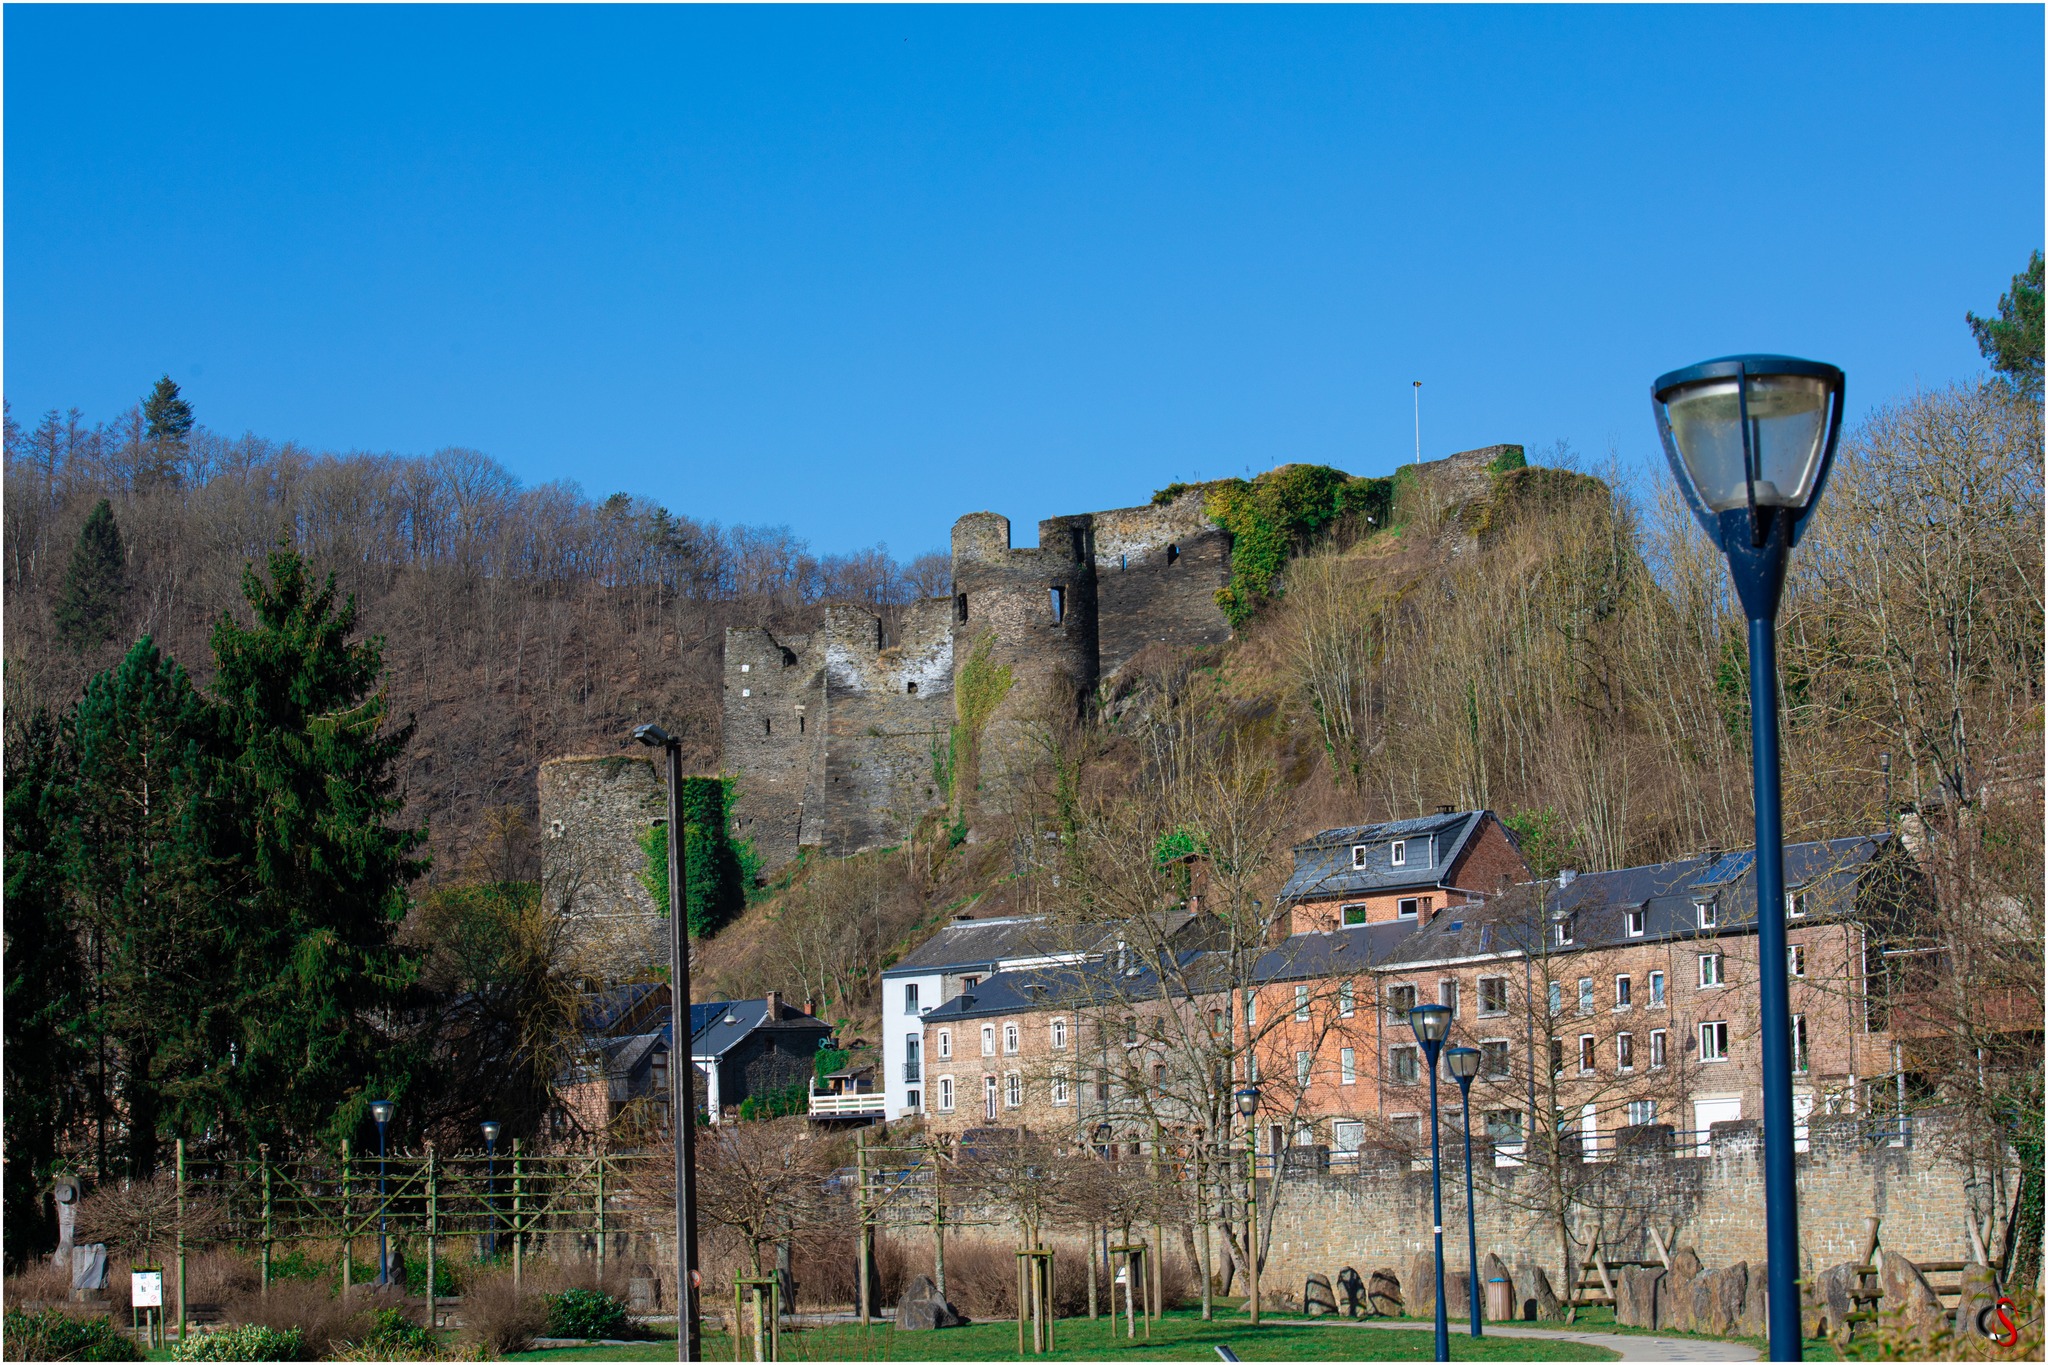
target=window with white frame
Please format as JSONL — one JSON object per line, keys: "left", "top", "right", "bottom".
{"left": 938, "top": 1029, "right": 952, "bottom": 1060}
{"left": 1051, "top": 1069, "right": 1070, "bottom": 1105}
{"left": 1696, "top": 899, "right": 1717, "bottom": 929}
{"left": 1295, "top": 985, "right": 1310, "bottom": 1021}
{"left": 1333, "top": 1119, "right": 1365, "bottom": 1154}
{"left": 1627, "top": 1099, "right": 1657, "bottom": 1127}
{"left": 1340, "top": 1047, "right": 1357, "bottom": 1085}
{"left": 1351, "top": 844, "right": 1369, "bottom": 869}
{"left": 1439, "top": 978, "right": 1460, "bottom": 1016}
{"left": 938, "top": 1076, "right": 955, "bottom": 1111}
{"left": 1478, "top": 977, "right": 1508, "bottom": 1015}
{"left": 1617, "top": 1032, "right": 1635, "bottom": 1071}
{"left": 1247, "top": 1053, "right": 1260, "bottom": 1085}
{"left": 904, "top": 983, "right": 921, "bottom": 1014}
{"left": 1649, "top": 971, "right": 1666, "bottom": 1008}
{"left": 1485, "top": 1110, "right": 1524, "bottom": 1143}
{"left": 1296, "top": 1050, "right": 1313, "bottom": 1087}
{"left": 981, "top": 1025, "right": 996, "bottom": 1056}
{"left": 1548, "top": 981, "right": 1563, "bottom": 1016}
{"left": 1390, "top": 1045, "right": 1420, "bottom": 1084}
{"left": 1578, "top": 978, "right": 1595, "bottom": 1014}
{"left": 1339, "top": 981, "right": 1356, "bottom": 1018}
{"left": 1625, "top": 907, "right": 1646, "bottom": 937}
{"left": 1003, "top": 1023, "right": 1020, "bottom": 1054}
{"left": 1341, "top": 903, "right": 1368, "bottom": 926}
{"left": 1615, "top": 975, "right": 1632, "bottom": 1009}
{"left": 1792, "top": 1014, "right": 1809, "bottom": 1074}
{"left": 1578, "top": 1034, "right": 1597, "bottom": 1073}
{"left": 1649, "top": 1029, "right": 1668, "bottom": 1068}
{"left": 1698, "top": 1020, "right": 1730, "bottom": 1061}
{"left": 1699, "top": 953, "right": 1725, "bottom": 988}
{"left": 1051, "top": 1017, "right": 1068, "bottom": 1049}
{"left": 1245, "top": 994, "right": 1257, "bottom": 1028}
{"left": 1555, "top": 915, "right": 1575, "bottom": 947}
{"left": 1787, "top": 888, "right": 1809, "bottom": 918}
{"left": 1398, "top": 897, "right": 1420, "bottom": 919}
{"left": 1788, "top": 944, "right": 1806, "bottom": 978}
{"left": 1004, "top": 1072, "right": 1022, "bottom": 1107}
{"left": 1387, "top": 983, "right": 1417, "bottom": 1019}
{"left": 1480, "top": 1040, "right": 1511, "bottom": 1077}
{"left": 1390, "top": 840, "right": 1408, "bottom": 866}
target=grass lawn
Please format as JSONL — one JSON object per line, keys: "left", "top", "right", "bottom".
{"left": 506, "top": 1309, "right": 1615, "bottom": 1362}
{"left": 1372, "top": 1304, "right": 1845, "bottom": 1361}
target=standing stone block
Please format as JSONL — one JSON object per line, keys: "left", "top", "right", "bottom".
{"left": 895, "top": 1275, "right": 965, "bottom": 1330}
{"left": 1523, "top": 1263, "right": 1566, "bottom": 1322}
{"left": 1304, "top": 1273, "right": 1337, "bottom": 1317}
{"left": 1804, "top": 1263, "right": 1857, "bottom": 1341}
{"left": 1445, "top": 1270, "right": 1473, "bottom": 1322}
{"left": 1955, "top": 1263, "right": 1997, "bottom": 1343}
{"left": 1615, "top": 1265, "right": 1665, "bottom": 1328}
{"left": 1335, "top": 1267, "right": 1366, "bottom": 1318}
{"left": 1406, "top": 1251, "right": 1437, "bottom": 1318}
{"left": 1367, "top": 1268, "right": 1403, "bottom": 1317}
{"left": 1878, "top": 1250, "right": 1945, "bottom": 1336}
{"left": 1738, "top": 1260, "right": 1767, "bottom": 1337}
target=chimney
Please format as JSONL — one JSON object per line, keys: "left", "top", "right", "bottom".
{"left": 1436, "top": 804, "right": 1455, "bottom": 816}
{"left": 764, "top": 990, "right": 782, "bottom": 1020}
{"left": 1703, "top": 845, "right": 1721, "bottom": 862}
{"left": 1557, "top": 869, "right": 1578, "bottom": 888}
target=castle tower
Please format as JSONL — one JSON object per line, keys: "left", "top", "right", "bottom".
{"left": 949, "top": 511, "right": 1100, "bottom": 814}
{"left": 538, "top": 755, "right": 669, "bottom": 981}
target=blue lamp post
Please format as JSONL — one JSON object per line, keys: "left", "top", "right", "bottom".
{"left": 1653, "top": 354, "right": 1845, "bottom": 1363}
{"left": 481, "top": 1121, "right": 501, "bottom": 1261}
{"left": 1233, "top": 1086, "right": 1262, "bottom": 1326}
{"left": 1408, "top": 1004, "right": 1453, "bottom": 1363}
{"left": 368, "top": 1100, "right": 395, "bottom": 1286}
{"left": 1444, "top": 1046, "right": 1484, "bottom": 1338}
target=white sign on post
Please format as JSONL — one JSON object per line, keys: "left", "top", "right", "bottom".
{"left": 131, "top": 1270, "right": 163, "bottom": 1309}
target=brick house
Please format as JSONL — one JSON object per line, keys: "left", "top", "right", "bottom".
{"left": 1278, "top": 809, "right": 1530, "bottom": 938}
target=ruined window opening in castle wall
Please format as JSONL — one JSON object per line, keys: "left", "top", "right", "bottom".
{"left": 1070, "top": 529, "right": 1084, "bottom": 561}
{"left": 1166, "top": 544, "right": 1180, "bottom": 566}
{"left": 955, "top": 594, "right": 968, "bottom": 623}
{"left": 764, "top": 718, "right": 771, "bottom": 736}
{"left": 798, "top": 715, "right": 805, "bottom": 734}
{"left": 907, "top": 681, "right": 917, "bottom": 695}
{"left": 1050, "top": 586, "right": 1065, "bottom": 625}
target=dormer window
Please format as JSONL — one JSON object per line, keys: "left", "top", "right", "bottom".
{"left": 1555, "top": 915, "right": 1575, "bottom": 947}
{"left": 1696, "top": 900, "right": 1717, "bottom": 929}
{"left": 1786, "top": 888, "right": 1809, "bottom": 918}
{"left": 1625, "top": 907, "right": 1646, "bottom": 937}
{"left": 1390, "top": 840, "right": 1408, "bottom": 867}
{"left": 1350, "top": 844, "right": 1368, "bottom": 870}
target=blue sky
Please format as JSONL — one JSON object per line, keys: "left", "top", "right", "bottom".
{"left": 6, "top": 5, "right": 2040, "bottom": 557}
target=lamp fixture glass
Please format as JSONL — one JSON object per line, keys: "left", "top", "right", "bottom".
{"left": 633, "top": 723, "right": 674, "bottom": 748}
{"left": 1444, "top": 1045, "right": 1481, "bottom": 1081}
{"left": 1652, "top": 355, "right": 1844, "bottom": 549}
{"left": 481, "top": 1120, "right": 502, "bottom": 1143}
{"left": 1234, "top": 1086, "right": 1261, "bottom": 1118}
{"left": 1408, "top": 1003, "right": 1452, "bottom": 1046}
{"left": 369, "top": 1099, "right": 396, "bottom": 1124}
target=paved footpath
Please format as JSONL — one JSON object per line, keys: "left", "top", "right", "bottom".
{"left": 1325, "top": 1319, "right": 1760, "bottom": 1362}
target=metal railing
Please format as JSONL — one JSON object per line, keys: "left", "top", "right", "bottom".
{"left": 902, "top": 1061, "right": 923, "bottom": 1083}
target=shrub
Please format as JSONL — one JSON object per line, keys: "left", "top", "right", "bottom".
{"left": 2, "top": 1307, "right": 145, "bottom": 1362}
{"left": 457, "top": 1271, "right": 548, "bottom": 1358}
{"left": 221, "top": 1279, "right": 360, "bottom": 1361}
{"left": 167, "top": 1324, "right": 306, "bottom": 1361}
{"left": 352, "top": 1306, "right": 435, "bottom": 1356}
{"left": 545, "top": 1288, "right": 630, "bottom": 1341}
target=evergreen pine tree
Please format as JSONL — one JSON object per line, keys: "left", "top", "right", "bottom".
{"left": 207, "top": 547, "right": 427, "bottom": 1148}
{"left": 138, "top": 376, "right": 193, "bottom": 490}
{"left": 51, "top": 500, "right": 127, "bottom": 652}
{"left": 3, "top": 709, "right": 86, "bottom": 1250}
{"left": 64, "top": 639, "right": 233, "bottom": 1177}
{"left": 1968, "top": 249, "right": 2044, "bottom": 398}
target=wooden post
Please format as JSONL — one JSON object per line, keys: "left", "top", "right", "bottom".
{"left": 595, "top": 1152, "right": 607, "bottom": 1277}
{"left": 259, "top": 1145, "right": 273, "bottom": 1297}
{"left": 1859, "top": 1216, "right": 1882, "bottom": 1268}
{"left": 1647, "top": 1225, "right": 1673, "bottom": 1273}
{"left": 426, "top": 1143, "right": 439, "bottom": 1334}
{"left": 341, "top": 1139, "right": 354, "bottom": 1301}
{"left": 512, "top": 1138, "right": 524, "bottom": 1290}
{"left": 175, "top": 1137, "right": 188, "bottom": 1341}
{"left": 1087, "top": 1224, "right": 1098, "bottom": 1320}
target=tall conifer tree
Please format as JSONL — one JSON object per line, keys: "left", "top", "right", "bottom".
{"left": 207, "top": 548, "right": 426, "bottom": 1147}
{"left": 52, "top": 499, "right": 127, "bottom": 652}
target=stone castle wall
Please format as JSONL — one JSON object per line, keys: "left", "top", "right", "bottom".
{"left": 1089, "top": 489, "right": 1234, "bottom": 676}
{"left": 720, "top": 627, "right": 824, "bottom": 873}
{"left": 538, "top": 755, "right": 670, "bottom": 981}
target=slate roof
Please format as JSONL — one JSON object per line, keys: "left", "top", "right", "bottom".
{"left": 687, "top": 999, "right": 833, "bottom": 1059}
{"left": 1376, "top": 834, "right": 1896, "bottom": 969}
{"left": 882, "top": 912, "right": 1199, "bottom": 978}
{"left": 1278, "top": 811, "right": 1493, "bottom": 903}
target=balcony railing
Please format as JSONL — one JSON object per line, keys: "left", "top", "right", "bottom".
{"left": 809, "top": 1092, "right": 888, "bottom": 1118}
{"left": 902, "top": 1061, "right": 923, "bottom": 1083}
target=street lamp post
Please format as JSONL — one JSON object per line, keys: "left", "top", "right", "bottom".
{"left": 1653, "top": 354, "right": 1845, "bottom": 1364}
{"left": 369, "top": 1100, "right": 395, "bottom": 1287}
{"left": 1408, "top": 1004, "right": 1452, "bottom": 1363}
{"left": 481, "top": 1121, "right": 501, "bottom": 1261}
{"left": 1233, "top": 1086, "right": 1261, "bottom": 1326}
{"left": 1445, "top": 1045, "right": 1483, "bottom": 1338}
{"left": 635, "top": 723, "right": 702, "bottom": 1364}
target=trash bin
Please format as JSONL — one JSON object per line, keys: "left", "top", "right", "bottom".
{"left": 1485, "top": 1278, "right": 1513, "bottom": 1322}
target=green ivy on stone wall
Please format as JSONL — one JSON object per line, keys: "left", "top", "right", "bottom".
{"left": 637, "top": 777, "right": 751, "bottom": 936}
{"left": 1202, "top": 464, "right": 1395, "bottom": 626}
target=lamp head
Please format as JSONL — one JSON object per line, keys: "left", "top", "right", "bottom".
{"left": 1652, "top": 355, "right": 1844, "bottom": 553}
{"left": 633, "top": 723, "right": 675, "bottom": 749}
{"left": 1445, "top": 1045, "right": 1481, "bottom": 1082}
{"left": 369, "top": 1099, "right": 395, "bottom": 1125}
{"left": 481, "top": 1120, "right": 502, "bottom": 1143}
{"left": 1408, "top": 1003, "right": 1452, "bottom": 1047}
{"left": 1234, "top": 1086, "right": 1261, "bottom": 1118}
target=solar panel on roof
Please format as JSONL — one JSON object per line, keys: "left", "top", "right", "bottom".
{"left": 1691, "top": 850, "right": 1755, "bottom": 888}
